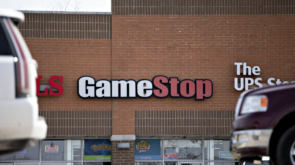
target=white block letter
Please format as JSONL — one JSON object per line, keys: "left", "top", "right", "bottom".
{"left": 245, "top": 78, "right": 254, "bottom": 90}
{"left": 243, "top": 63, "right": 252, "bottom": 76}
{"left": 137, "top": 80, "right": 153, "bottom": 97}
{"left": 255, "top": 78, "right": 263, "bottom": 88}
{"left": 234, "top": 78, "right": 244, "bottom": 91}
{"left": 78, "top": 77, "right": 95, "bottom": 98}
{"left": 96, "top": 80, "right": 111, "bottom": 97}
{"left": 234, "top": 62, "right": 243, "bottom": 75}
{"left": 267, "top": 78, "right": 276, "bottom": 86}
{"left": 252, "top": 66, "right": 261, "bottom": 76}
{"left": 112, "top": 80, "right": 136, "bottom": 98}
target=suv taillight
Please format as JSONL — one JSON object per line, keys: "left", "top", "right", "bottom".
{"left": 5, "top": 19, "right": 29, "bottom": 96}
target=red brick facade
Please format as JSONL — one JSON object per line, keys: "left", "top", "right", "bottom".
{"left": 111, "top": 14, "right": 295, "bottom": 134}
{"left": 26, "top": 38, "right": 112, "bottom": 111}
{"left": 18, "top": 2, "right": 295, "bottom": 164}
{"left": 24, "top": 15, "right": 295, "bottom": 135}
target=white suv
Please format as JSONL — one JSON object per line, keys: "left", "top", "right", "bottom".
{"left": 0, "top": 9, "right": 47, "bottom": 153}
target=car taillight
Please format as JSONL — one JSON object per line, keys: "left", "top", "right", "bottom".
{"left": 5, "top": 19, "right": 29, "bottom": 96}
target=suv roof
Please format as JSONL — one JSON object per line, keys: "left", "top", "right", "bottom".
{"left": 0, "top": 9, "right": 24, "bottom": 24}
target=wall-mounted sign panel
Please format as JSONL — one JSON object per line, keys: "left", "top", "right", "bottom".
{"left": 84, "top": 139, "right": 111, "bottom": 161}
{"left": 78, "top": 75, "right": 213, "bottom": 100}
{"left": 135, "top": 139, "right": 161, "bottom": 160}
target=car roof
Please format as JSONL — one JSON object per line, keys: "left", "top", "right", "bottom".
{"left": 0, "top": 9, "right": 24, "bottom": 24}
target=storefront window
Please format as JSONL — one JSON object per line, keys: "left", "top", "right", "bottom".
{"left": 204, "top": 163, "right": 238, "bottom": 165}
{"left": 0, "top": 141, "right": 39, "bottom": 161}
{"left": 135, "top": 163, "right": 163, "bottom": 165}
{"left": 84, "top": 139, "right": 111, "bottom": 161}
{"left": 204, "top": 140, "right": 234, "bottom": 161}
{"left": 135, "top": 139, "right": 161, "bottom": 161}
{"left": 41, "top": 140, "right": 81, "bottom": 161}
{"left": 164, "top": 140, "right": 202, "bottom": 161}
{"left": 42, "top": 163, "right": 81, "bottom": 165}
{"left": 83, "top": 163, "right": 111, "bottom": 165}
{"left": 164, "top": 162, "right": 177, "bottom": 165}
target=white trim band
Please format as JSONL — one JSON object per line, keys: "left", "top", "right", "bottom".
{"left": 111, "top": 135, "right": 136, "bottom": 141}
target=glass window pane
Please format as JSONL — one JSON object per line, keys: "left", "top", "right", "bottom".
{"left": 83, "top": 163, "right": 111, "bottom": 165}
{"left": 135, "top": 163, "right": 163, "bottom": 165}
{"left": 42, "top": 163, "right": 81, "bottom": 165}
{"left": 15, "top": 164, "right": 39, "bottom": 165}
{"left": 41, "top": 140, "right": 81, "bottom": 161}
{"left": 135, "top": 139, "right": 162, "bottom": 160}
{"left": 84, "top": 139, "right": 111, "bottom": 161}
{"left": 204, "top": 163, "right": 238, "bottom": 165}
{"left": 0, "top": 141, "right": 39, "bottom": 160}
{"left": 244, "top": 162, "right": 269, "bottom": 165}
{"left": 164, "top": 162, "right": 178, "bottom": 165}
{"left": 164, "top": 140, "right": 202, "bottom": 160}
{"left": 204, "top": 140, "right": 234, "bottom": 161}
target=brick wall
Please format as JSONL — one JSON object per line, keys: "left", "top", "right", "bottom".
{"left": 20, "top": 13, "right": 112, "bottom": 39}
{"left": 135, "top": 110, "right": 234, "bottom": 135}
{"left": 24, "top": 14, "right": 295, "bottom": 136}
{"left": 112, "top": 15, "right": 295, "bottom": 135}
{"left": 26, "top": 38, "right": 112, "bottom": 111}
{"left": 21, "top": 4, "right": 295, "bottom": 164}
{"left": 111, "top": 141, "right": 135, "bottom": 165}
{"left": 40, "top": 110, "right": 112, "bottom": 137}
{"left": 112, "top": 0, "right": 295, "bottom": 15}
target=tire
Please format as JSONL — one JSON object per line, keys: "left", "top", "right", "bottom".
{"left": 276, "top": 125, "right": 295, "bottom": 165}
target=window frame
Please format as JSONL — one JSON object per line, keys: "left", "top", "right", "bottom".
{"left": 0, "top": 138, "right": 238, "bottom": 165}
{"left": 135, "top": 138, "right": 239, "bottom": 165}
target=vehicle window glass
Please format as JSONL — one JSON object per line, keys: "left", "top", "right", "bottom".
{"left": 0, "top": 20, "right": 13, "bottom": 55}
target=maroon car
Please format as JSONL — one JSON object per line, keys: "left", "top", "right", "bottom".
{"left": 230, "top": 83, "right": 295, "bottom": 165}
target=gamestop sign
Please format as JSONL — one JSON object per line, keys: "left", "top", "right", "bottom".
{"left": 78, "top": 76, "right": 213, "bottom": 100}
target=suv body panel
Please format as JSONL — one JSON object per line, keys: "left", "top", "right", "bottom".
{"left": 0, "top": 10, "right": 47, "bottom": 153}
{"left": 231, "top": 83, "right": 295, "bottom": 160}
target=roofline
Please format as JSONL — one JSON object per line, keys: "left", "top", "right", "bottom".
{"left": 19, "top": 10, "right": 112, "bottom": 15}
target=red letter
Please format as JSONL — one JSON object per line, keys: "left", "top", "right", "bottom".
{"left": 36, "top": 76, "right": 48, "bottom": 96}
{"left": 164, "top": 154, "right": 169, "bottom": 159}
{"left": 196, "top": 80, "right": 213, "bottom": 100}
{"left": 153, "top": 76, "right": 169, "bottom": 97}
{"left": 180, "top": 80, "right": 195, "bottom": 97}
{"left": 49, "top": 76, "right": 64, "bottom": 96}
{"left": 169, "top": 78, "right": 179, "bottom": 97}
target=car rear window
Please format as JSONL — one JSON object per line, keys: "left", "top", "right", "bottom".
{"left": 0, "top": 20, "right": 13, "bottom": 55}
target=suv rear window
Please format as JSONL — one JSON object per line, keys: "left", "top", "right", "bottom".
{"left": 0, "top": 20, "right": 13, "bottom": 55}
